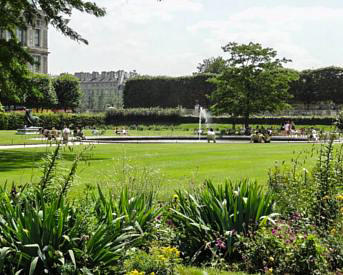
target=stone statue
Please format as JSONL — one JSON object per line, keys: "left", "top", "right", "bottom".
{"left": 24, "top": 108, "right": 40, "bottom": 127}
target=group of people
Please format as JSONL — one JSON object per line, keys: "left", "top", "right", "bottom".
{"left": 114, "top": 127, "right": 128, "bottom": 136}
{"left": 250, "top": 127, "right": 272, "bottom": 143}
{"left": 41, "top": 125, "right": 84, "bottom": 143}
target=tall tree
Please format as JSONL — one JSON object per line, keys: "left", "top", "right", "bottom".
{"left": 25, "top": 74, "right": 57, "bottom": 110}
{"left": 210, "top": 42, "right": 299, "bottom": 128}
{"left": 54, "top": 74, "right": 82, "bottom": 111}
{"left": 196, "top": 56, "right": 227, "bottom": 74}
{"left": 0, "top": 0, "right": 106, "bottom": 106}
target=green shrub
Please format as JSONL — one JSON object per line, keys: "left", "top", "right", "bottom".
{"left": 124, "top": 245, "right": 181, "bottom": 274}
{"left": 105, "top": 107, "right": 186, "bottom": 125}
{"left": 269, "top": 139, "right": 342, "bottom": 231}
{"left": 94, "top": 185, "right": 162, "bottom": 240}
{"left": 239, "top": 226, "right": 329, "bottom": 274}
{"left": 170, "top": 180, "right": 276, "bottom": 264}
{"left": 0, "top": 145, "right": 142, "bottom": 273}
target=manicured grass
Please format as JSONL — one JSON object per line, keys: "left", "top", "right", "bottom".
{"left": 0, "top": 131, "right": 46, "bottom": 145}
{"left": 0, "top": 142, "right": 316, "bottom": 198}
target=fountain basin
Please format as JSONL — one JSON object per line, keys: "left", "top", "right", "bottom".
{"left": 85, "top": 135, "right": 309, "bottom": 143}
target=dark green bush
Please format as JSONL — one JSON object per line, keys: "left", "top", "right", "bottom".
{"left": 123, "top": 74, "right": 215, "bottom": 108}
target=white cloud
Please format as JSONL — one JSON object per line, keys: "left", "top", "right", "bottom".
{"left": 49, "top": 0, "right": 203, "bottom": 75}
{"left": 188, "top": 6, "right": 343, "bottom": 70}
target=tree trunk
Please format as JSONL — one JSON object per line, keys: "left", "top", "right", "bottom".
{"left": 244, "top": 114, "right": 249, "bottom": 129}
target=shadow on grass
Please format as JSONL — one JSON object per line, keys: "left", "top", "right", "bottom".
{"left": 0, "top": 148, "right": 111, "bottom": 173}
{"left": 0, "top": 150, "right": 48, "bottom": 172}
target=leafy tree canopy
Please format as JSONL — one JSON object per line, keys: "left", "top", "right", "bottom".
{"left": 25, "top": 74, "right": 58, "bottom": 109}
{"left": 290, "top": 66, "right": 343, "bottom": 106}
{"left": 210, "top": 42, "right": 299, "bottom": 127}
{"left": 0, "top": 0, "right": 106, "bottom": 106}
{"left": 54, "top": 74, "right": 82, "bottom": 111}
{"left": 196, "top": 56, "right": 227, "bottom": 74}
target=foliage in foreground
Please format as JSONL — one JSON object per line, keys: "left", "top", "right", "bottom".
{"left": 0, "top": 144, "right": 161, "bottom": 274}
{"left": 0, "top": 139, "right": 342, "bottom": 274}
{"left": 248, "top": 138, "right": 343, "bottom": 274}
{"left": 170, "top": 180, "right": 276, "bottom": 265}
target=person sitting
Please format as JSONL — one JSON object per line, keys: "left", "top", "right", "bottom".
{"left": 51, "top": 127, "right": 58, "bottom": 140}
{"left": 114, "top": 127, "right": 121, "bottom": 135}
{"left": 207, "top": 128, "right": 216, "bottom": 143}
{"left": 262, "top": 130, "right": 272, "bottom": 143}
{"left": 309, "top": 128, "right": 319, "bottom": 142}
{"left": 74, "top": 127, "right": 84, "bottom": 140}
{"left": 251, "top": 131, "right": 263, "bottom": 143}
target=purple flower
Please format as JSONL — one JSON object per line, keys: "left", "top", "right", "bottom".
{"left": 166, "top": 219, "right": 174, "bottom": 226}
{"left": 272, "top": 229, "right": 277, "bottom": 235}
{"left": 215, "top": 239, "right": 226, "bottom": 250}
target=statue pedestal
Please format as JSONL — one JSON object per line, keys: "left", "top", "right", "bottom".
{"left": 16, "top": 126, "right": 42, "bottom": 135}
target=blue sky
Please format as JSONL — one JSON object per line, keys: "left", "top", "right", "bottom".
{"left": 49, "top": 0, "right": 343, "bottom": 76}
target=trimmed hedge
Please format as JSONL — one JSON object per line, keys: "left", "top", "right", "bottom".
{"left": 0, "top": 111, "right": 336, "bottom": 130}
{"left": 105, "top": 108, "right": 187, "bottom": 124}
{"left": 123, "top": 74, "right": 215, "bottom": 108}
{"left": 0, "top": 112, "right": 104, "bottom": 130}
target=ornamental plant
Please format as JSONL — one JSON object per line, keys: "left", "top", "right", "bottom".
{"left": 0, "top": 145, "right": 142, "bottom": 273}
{"left": 170, "top": 180, "right": 276, "bottom": 264}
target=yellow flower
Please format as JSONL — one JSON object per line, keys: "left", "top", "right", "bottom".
{"left": 126, "top": 270, "right": 145, "bottom": 275}
{"left": 266, "top": 267, "right": 273, "bottom": 274}
{"left": 172, "top": 194, "right": 179, "bottom": 202}
{"left": 269, "top": 256, "right": 274, "bottom": 262}
{"left": 331, "top": 228, "right": 336, "bottom": 235}
{"left": 336, "top": 195, "right": 343, "bottom": 201}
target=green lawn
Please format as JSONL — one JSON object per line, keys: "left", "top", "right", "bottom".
{"left": 0, "top": 142, "right": 316, "bottom": 198}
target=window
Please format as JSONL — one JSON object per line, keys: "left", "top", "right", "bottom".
{"left": 33, "top": 55, "right": 41, "bottom": 73}
{"left": 16, "top": 28, "right": 27, "bottom": 45}
{"left": 0, "top": 30, "right": 6, "bottom": 40}
{"left": 34, "top": 29, "right": 40, "bottom": 47}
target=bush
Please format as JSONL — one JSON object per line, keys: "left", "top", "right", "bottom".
{"left": 170, "top": 180, "right": 276, "bottom": 264}
{"left": 124, "top": 246, "right": 181, "bottom": 274}
{"left": 239, "top": 225, "right": 329, "bottom": 274}
{"left": 269, "top": 139, "right": 343, "bottom": 231}
{"left": 0, "top": 145, "right": 154, "bottom": 273}
{"left": 105, "top": 107, "right": 187, "bottom": 125}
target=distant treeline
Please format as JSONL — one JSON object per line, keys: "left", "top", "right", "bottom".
{"left": 123, "top": 67, "right": 343, "bottom": 108}
{"left": 124, "top": 74, "right": 215, "bottom": 108}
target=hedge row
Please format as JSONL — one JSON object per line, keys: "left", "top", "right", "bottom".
{"left": 0, "top": 111, "right": 336, "bottom": 130}
{"left": 123, "top": 74, "right": 215, "bottom": 108}
{"left": 0, "top": 112, "right": 104, "bottom": 130}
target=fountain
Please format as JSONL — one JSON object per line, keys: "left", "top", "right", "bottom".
{"left": 198, "top": 106, "right": 210, "bottom": 140}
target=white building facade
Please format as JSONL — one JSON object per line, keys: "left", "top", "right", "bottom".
{"left": 74, "top": 70, "right": 137, "bottom": 112}
{"left": 0, "top": 18, "right": 49, "bottom": 74}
